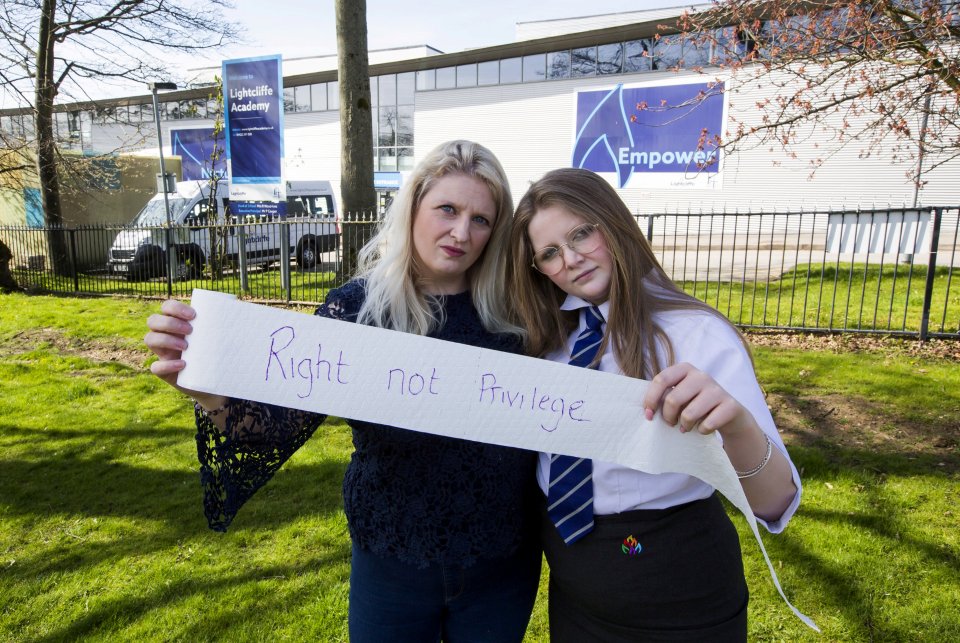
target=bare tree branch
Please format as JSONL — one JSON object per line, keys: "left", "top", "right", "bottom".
{"left": 0, "top": 0, "right": 240, "bottom": 274}
{"left": 664, "top": 0, "right": 960, "bottom": 186}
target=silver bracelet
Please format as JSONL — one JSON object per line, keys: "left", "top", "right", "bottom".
{"left": 736, "top": 433, "right": 773, "bottom": 479}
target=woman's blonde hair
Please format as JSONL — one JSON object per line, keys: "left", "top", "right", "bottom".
{"left": 509, "top": 167, "right": 745, "bottom": 378}
{"left": 357, "top": 140, "right": 522, "bottom": 337}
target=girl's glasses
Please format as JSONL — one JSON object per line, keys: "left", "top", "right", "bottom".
{"left": 531, "top": 223, "right": 602, "bottom": 275}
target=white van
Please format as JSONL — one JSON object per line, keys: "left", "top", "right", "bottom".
{"left": 107, "top": 180, "right": 339, "bottom": 280}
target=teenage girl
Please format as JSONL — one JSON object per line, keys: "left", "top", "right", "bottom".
{"left": 508, "top": 167, "right": 801, "bottom": 642}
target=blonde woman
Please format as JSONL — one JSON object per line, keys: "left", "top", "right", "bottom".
{"left": 509, "top": 168, "right": 801, "bottom": 642}
{"left": 146, "top": 141, "right": 540, "bottom": 642}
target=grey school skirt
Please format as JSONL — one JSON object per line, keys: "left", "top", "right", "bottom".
{"left": 541, "top": 493, "right": 748, "bottom": 642}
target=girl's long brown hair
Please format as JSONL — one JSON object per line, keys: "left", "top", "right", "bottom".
{"left": 509, "top": 168, "right": 747, "bottom": 378}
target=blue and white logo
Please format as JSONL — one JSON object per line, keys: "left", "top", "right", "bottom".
{"left": 573, "top": 82, "right": 725, "bottom": 188}
{"left": 171, "top": 128, "right": 227, "bottom": 182}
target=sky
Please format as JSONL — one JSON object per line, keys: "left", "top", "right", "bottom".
{"left": 210, "top": 0, "right": 686, "bottom": 63}
{"left": 1, "top": 0, "right": 688, "bottom": 108}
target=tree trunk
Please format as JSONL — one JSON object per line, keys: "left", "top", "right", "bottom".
{"left": 36, "top": 0, "right": 69, "bottom": 276}
{"left": 335, "top": 0, "right": 376, "bottom": 280}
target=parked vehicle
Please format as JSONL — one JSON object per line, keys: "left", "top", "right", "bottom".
{"left": 107, "top": 180, "right": 339, "bottom": 280}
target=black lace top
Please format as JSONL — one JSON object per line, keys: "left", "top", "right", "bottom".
{"left": 195, "top": 280, "right": 538, "bottom": 568}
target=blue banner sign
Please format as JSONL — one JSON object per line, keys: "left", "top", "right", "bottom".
{"left": 222, "top": 54, "right": 284, "bottom": 214}
{"left": 573, "top": 82, "right": 725, "bottom": 189}
{"left": 171, "top": 128, "right": 227, "bottom": 181}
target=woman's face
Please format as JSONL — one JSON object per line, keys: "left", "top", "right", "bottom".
{"left": 527, "top": 205, "right": 613, "bottom": 306}
{"left": 411, "top": 173, "right": 497, "bottom": 295}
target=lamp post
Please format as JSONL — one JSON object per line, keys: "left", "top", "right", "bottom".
{"left": 148, "top": 81, "right": 178, "bottom": 294}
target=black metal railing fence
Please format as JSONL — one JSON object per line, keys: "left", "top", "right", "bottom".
{"left": 638, "top": 206, "right": 957, "bottom": 339}
{"left": 2, "top": 206, "right": 957, "bottom": 339}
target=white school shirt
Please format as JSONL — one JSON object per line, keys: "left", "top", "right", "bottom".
{"left": 536, "top": 295, "right": 802, "bottom": 534}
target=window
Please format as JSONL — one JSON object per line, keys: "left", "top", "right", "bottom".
{"left": 54, "top": 112, "right": 69, "bottom": 138}
{"left": 283, "top": 87, "right": 296, "bottom": 112}
{"left": 436, "top": 66, "right": 456, "bottom": 89}
{"left": 597, "top": 43, "right": 623, "bottom": 75}
{"left": 66, "top": 111, "right": 87, "bottom": 141}
{"left": 189, "top": 199, "right": 212, "bottom": 224}
{"left": 546, "top": 51, "right": 571, "bottom": 79}
{"left": 22, "top": 114, "right": 35, "bottom": 138}
{"left": 379, "top": 148, "right": 398, "bottom": 171}
{"left": 311, "top": 83, "right": 327, "bottom": 111}
{"left": 379, "top": 74, "right": 396, "bottom": 106}
{"left": 713, "top": 27, "right": 738, "bottom": 65}
{"left": 379, "top": 107, "right": 397, "bottom": 146}
{"left": 416, "top": 69, "right": 436, "bottom": 91}
{"left": 500, "top": 57, "right": 522, "bottom": 83}
{"left": 179, "top": 100, "right": 195, "bottom": 119}
{"left": 186, "top": 98, "right": 207, "bottom": 119}
{"left": 624, "top": 39, "right": 653, "bottom": 72}
{"left": 478, "top": 60, "right": 499, "bottom": 85}
{"left": 653, "top": 35, "right": 683, "bottom": 70}
{"left": 397, "top": 72, "right": 415, "bottom": 104}
{"left": 777, "top": 16, "right": 810, "bottom": 57}
{"left": 327, "top": 81, "right": 339, "bottom": 109}
{"left": 163, "top": 102, "right": 179, "bottom": 120}
{"left": 7, "top": 115, "right": 22, "bottom": 137}
{"left": 397, "top": 105, "right": 413, "bottom": 146}
{"left": 457, "top": 64, "right": 478, "bottom": 87}
{"left": 523, "top": 54, "right": 546, "bottom": 82}
{"left": 398, "top": 147, "right": 414, "bottom": 171}
{"left": 96, "top": 105, "right": 116, "bottom": 124}
{"left": 78, "top": 111, "right": 92, "bottom": 148}
{"left": 682, "top": 34, "right": 712, "bottom": 68}
{"left": 294, "top": 85, "right": 311, "bottom": 112}
{"left": 732, "top": 26, "right": 760, "bottom": 59}
{"left": 571, "top": 46, "right": 597, "bottom": 77}
{"left": 288, "top": 195, "right": 334, "bottom": 217}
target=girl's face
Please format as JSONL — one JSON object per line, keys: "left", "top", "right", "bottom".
{"left": 411, "top": 173, "right": 497, "bottom": 295}
{"left": 527, "top": 205, "right": 613, "bottom": 305}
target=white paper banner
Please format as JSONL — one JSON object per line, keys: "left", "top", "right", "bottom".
{"left": 179, "top": 289, "right": 817, "bottom": 631}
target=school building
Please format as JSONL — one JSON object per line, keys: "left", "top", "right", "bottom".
{"left": 2, "top": 5, "right": 958, "bottom": 226}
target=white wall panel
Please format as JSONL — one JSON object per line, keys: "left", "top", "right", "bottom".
{"left": 282, "top": 111, "right": 343, "bottom": 202}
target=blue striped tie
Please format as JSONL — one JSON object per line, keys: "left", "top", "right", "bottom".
{"left": 547, "top": 305, "right": 604, "bottom": 545}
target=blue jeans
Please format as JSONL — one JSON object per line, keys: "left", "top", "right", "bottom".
{"left": 348, "top": 541, "right": 542, "bottom": 642}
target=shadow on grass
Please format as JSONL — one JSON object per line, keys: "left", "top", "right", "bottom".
{"left": 793, "top": 445, "right": 959, "bottom": 569}
{"left": 0, "top": 423, "right": 189, "bottom": 449}
{"left": 32, "top": 546, "right": 351, "bottom": 642}
{"left": 739, "top": 442, "right": 960, "bottom": 640}
{"left": 1, "top": 425, "right": 350, "bottom": 583}
{"left": 768, "top": 530, "right": 909, "bottom": 642}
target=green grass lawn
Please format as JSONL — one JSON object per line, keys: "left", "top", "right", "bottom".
{"left": 1, "top": 293, "right": 957, "bottom": 641}
{"left": 681, "top": 263, "right": 959, "bottom": 334}
{"left": 13, "top": 260, "right": 960, "bottom": 336}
